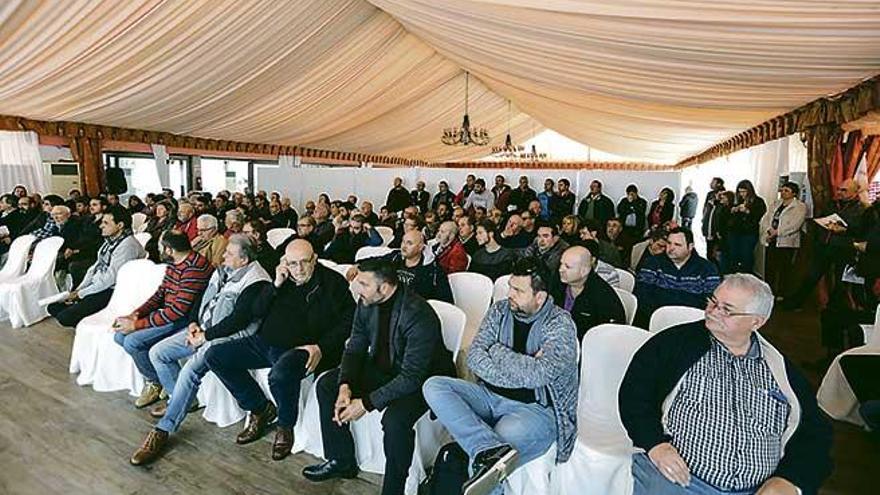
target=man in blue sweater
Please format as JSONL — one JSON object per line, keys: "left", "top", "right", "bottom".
{"left": 633, "top": 227, "right": 719, "bottom": 328}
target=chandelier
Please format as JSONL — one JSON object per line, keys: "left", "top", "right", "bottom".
{"left": 489, "top": 102, "right": 548, "bottom": 161}
{"left": 442, "top": 71, "right": 490, "bottom": 146}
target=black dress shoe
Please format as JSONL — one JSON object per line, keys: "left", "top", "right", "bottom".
{"left": 302, "top": 459, "right": 359, "bottom": 482}
{"left": 463, "top": 445, "right": 518, "bottom": 495}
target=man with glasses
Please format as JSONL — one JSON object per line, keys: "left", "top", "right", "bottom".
{"left": 192, "top": 214, "right": 228, "bottom": 267}
{"left": 620, "top": 274, "right": 833, "bottom": 495}
{"left": 633, "top": 227, "right": 719, "bottom": 328}
{"left": 205, "top": 239, "right": 355, "bottom": 460}
{"left": 423, "top": 257, "right": 579, "bottom": 495}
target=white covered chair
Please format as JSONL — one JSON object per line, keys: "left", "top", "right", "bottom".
{"left": 648, "top": 306, "right": 704, "bottom": 333}
{"left": 614, "top": 288, "right": 637, "bottom": 326}
{"left": 69, "top": 259, "right": 166, "bottom": 395}
{"left": 133, "top": 232, "right": 151, "bottom": 249}
{"left": 375, "top": 226, "right": 394, "bottom": 247}
{"left": 859, "top": 304, "right": 880, "bottom": 345}
{"left": 0, "top": 236, "right": 65, "bottom": 328}
{"left": 428, "top": 300, "right": 466, "bottom": 362}
{"left": 131, "top": 212, "right": 148, "bottom": 233}
{"left": 493, "top": 274, "right": 511, "bottom": 303}
{"left": 554, "top": 324, "right": 652, "bottom": 495}
{"left": 267, "top": 227, "right": 295, "bottom": 249}
{"left": 448, "top": 272, "right": 494, "bottom": 350}
{"left": 0, "top": 234, "right": 35, "bottom": 283}
{"left": 616, "top": 269, "right": 635, "bottom": 293}
{"left": 818, "top": 305, "right": 880, "bottom": 428}
{"left": 317, "top": 258, "right": 338, "bottom": 270}
{"left": 355, "top": 245, "right": 394, "bottom": 261}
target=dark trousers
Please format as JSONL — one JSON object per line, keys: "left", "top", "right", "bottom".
{"left": 205, "top": 334, "right": 309, "bottom": 428}
{"left": 819, "top": 305, "right": 872, "bottom": 352}
{"left": 765, "top": 246, "right": 797, "bottom": 298}
{"left": 316, "top": 366, "right": 427, "bottom": 495}
{"left": 67, "top": 258, "right": 94, "bottom": 288}
{"left": 840, "top": 355, "right": 880, "bottom": 430}
{"left": 724, "top": 233, "right": 758, "bottom": 274}
{"left": 47, "top": 288, "right": 113, "bottom": 327}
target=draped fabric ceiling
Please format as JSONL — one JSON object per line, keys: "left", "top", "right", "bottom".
{"left": 0, "top": 0, "right": 879, "bottom": 164}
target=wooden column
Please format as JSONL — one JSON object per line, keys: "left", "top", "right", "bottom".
{"left": 68, "top": 134, "right": 104, "bottom": 196}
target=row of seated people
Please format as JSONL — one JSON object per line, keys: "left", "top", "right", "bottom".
{"left": 45, "top": 200, "right": 832, "bottom": 495}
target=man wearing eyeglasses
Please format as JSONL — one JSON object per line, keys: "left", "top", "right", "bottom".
{"left": 423, "top": 257, "right": 579, "bottom": 495}
{"left": 620, "top": 274, "right": 832, "bottom": 495}
{"left": 192, "top": 214, "right": 228, "bottom": 267}
{"left": 205, "top": 239, "right": 355, "bottom": 461}
{"left": 633, "top": 227, "right": 720, "bottom": 328}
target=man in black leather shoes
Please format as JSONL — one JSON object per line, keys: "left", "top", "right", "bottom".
{"left": 303, "top": 257, "right": 455, "bottom": 495}
{"left": 205, "top": 239, "right": 355, "bottom": 461}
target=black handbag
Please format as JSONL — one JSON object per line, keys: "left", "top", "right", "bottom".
{"left": 419, "top": 442, "right": 469, "bottom": 495}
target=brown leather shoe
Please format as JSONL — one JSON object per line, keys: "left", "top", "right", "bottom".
{"left": 130, "top": 429, "right": 169, "bottom": 466}
{"left": 272, "top": 426, "right": 294, "bottom": 461}
{"left": 236, "top": 402, "right": 277, "bottom": 444}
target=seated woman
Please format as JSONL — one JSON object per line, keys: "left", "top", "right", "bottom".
{"left": 469, "top": 219, "right": 517, "bottom": 281}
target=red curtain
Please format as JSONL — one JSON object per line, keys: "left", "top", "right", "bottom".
{"left": 829, "top": 130, "right": 866, "bottom": 188}
{"left": 866, "top": 135, "right": 880, "bottom": 182}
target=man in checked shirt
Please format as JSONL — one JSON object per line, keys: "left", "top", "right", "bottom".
{"left": 619, "top": 274, "right": 832, "bottom": 495}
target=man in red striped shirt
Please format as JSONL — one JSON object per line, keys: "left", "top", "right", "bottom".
{"left": 114, "top": 230, "right": 213, "bottom": 409}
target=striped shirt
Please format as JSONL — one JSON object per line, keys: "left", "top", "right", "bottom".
{"left": 134, "top": 251, "right": 213, "bottom": 329}
{"left": 666, "top": 335, "right": 791, "bottom": 491}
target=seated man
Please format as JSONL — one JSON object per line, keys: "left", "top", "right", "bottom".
{"left": 579, "top": 218, "right": 625, "bottom": 268}
{"left": 630, "top": 228, "right": 668, "bottom": 271}
{"left": 175, "top": 202, "right": 198, "bottom": 241}
{"left": 48, "top": 207, "right": 145, "bottom": 327}
{"left": 130, "top": 234, "right": 273, "bottom": 465}
{"left": 555, "top": 245, "right": 626, "bottom": 340}
{"left": 324, "top": 213, "right": 383, "bottom": 264}
{"left": 521, "top": 222, "right": 570, "bottom": 273}
{"left": 433, "top": 220, "right": 469, "bottom": 274}
{"left": 242, "top": 219, "right": 280, "bottom": 273}
{"left": 205, "top": 239, "right": 355, "bottom": 460}
{"left": 303, "top": 258, "right": 455, "bottom": 495}
{"left": 423, "top": 257, "right": 578, "bottom": 495}
{"left": 113, "top": 230, "right": 213, "bottom": 408}
{"left": 620, "top": 274, "right": 833, "bottom": 495}
{"left": 192, "top": 214, "right": 228, "bottom": 267}
{"left": 633, "top": 227, "right": 719, "bottom": 328}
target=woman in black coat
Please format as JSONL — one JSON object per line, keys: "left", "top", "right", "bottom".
{"left": 725, "top": 180, "right": 766, "bottom": 274}
{"left": 647, "top": 187, "right": 675, "bottom": 231}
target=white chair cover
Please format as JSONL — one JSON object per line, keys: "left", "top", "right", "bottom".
{"left": 554, "top": 324, "right": 651, "bottom": 495}
{"left": 355, "top": 245, "right": 394, "bottom": 261}
{"left": 0, "top": 234, "right": 35, "bottom": 283}
{"left": 267, "top": 227, "right": 295, "bottom": 249}
{"left": 428, "top": 299, "right": 466, "bottom": 364}
{"left": 648, "top": 306, "right": 704, "bottom": 333}
{"left": 616, "top": 269, "right": 635, "bottom": 293}
{"left": 614, "top": 288, "right": 638, "bottom": 326}
{"left": 818, "top": 305, "right": 880, "bottom": 428}
{"left": 493, "top": 274, "right": 511, "bottom": 303}
{"left": 505, "top": 445, "right": 557, "bottom": 495}
{"left": 131, "top": 212, "right": 148, "bottom": 233}
{"left": 448, "top": 272, "right": 494, "bottom": 349}
{"left": 69, "top": 259, "right": 166, "bottom": 395}
{"left": 859, "top": 304, "right": 880, "bottom": 345}
{"left": 0, "top": 236, "right": 64, "bottom": 328}
{"left": 375, "top": 226, "right": 394, "bottom": 247}
{"left": 133, "top": 232, "right": 151, "bottom": 248}
{"left": 317, "top": 258, "right": 338, "bottom": 270}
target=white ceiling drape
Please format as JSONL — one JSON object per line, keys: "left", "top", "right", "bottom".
{"left": 0, "top": 0, "right": 878, "bottom": 164}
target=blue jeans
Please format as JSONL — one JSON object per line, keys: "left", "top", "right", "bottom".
{"left": 632, "top": 454, "right": 755, "bottom": 495}
{"left": 422, "top": 377, "right": 556, "bottom": 471}
{"left": 205, "top": 334, "right": 309, "bottom": 428}
{"left": 113, "top": 320, "right": 187, "bottom": 384}
{"left": 149, "top": 330, "right": 207, "bottom": 433}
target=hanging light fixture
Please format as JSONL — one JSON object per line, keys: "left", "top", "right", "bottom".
{"left": 442, "top": 71, "right": 490, "bottom": 146}
{"left": 491, "top": 100, "right": 524, "bottom": 156}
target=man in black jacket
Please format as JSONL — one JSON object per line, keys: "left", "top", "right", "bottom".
{"left": 410, "top": 180, "right": 430, "bottom": 213}
{"left": 0, "top": 194, "right": 26, "bottom": 255}
{"left": 387, "top": 177, "right": 411, "bottom": 213}
{"left": 619, "top": 274, "right": 832, "bottom": 495}
{"left": 303, "top": 257, "right": 455, "bottom": 495}
{"left": 577, "top": 180, "right": 615, "bottom": 228}
{"left": 554, "top": 246, "right": 626, "bottom": 341}
{"left": 508, "top": 175, "right": 537, "bottom": 213}
{"left": 205, "top": 239, "right": 356, "bottom": 460}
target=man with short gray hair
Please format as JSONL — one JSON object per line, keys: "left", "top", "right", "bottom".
{"left": 130, "top": 234, "right": 273, "bottom": 465}
{"left": 193, "top": 214, "right": 227, "bottom": 267}
{"left": 620, "top": 274, "right": 833, "bottom": 495}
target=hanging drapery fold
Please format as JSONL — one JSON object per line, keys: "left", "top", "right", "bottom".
{"left": 866, "top": 136, "right": 880, "bottom": 183}
{"left": 68, "top": 132, "right": 104, "bottom": 196}
{"left": 0, "top": 130, "right": 49, "bottom": 193}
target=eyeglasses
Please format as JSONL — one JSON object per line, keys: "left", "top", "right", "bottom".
{"left": 705, "top": 295, "right": 761, "bottom": 318}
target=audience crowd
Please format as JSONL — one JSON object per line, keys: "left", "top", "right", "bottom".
{"left": 5, "top": 168, "right": 879, "bottom": 495}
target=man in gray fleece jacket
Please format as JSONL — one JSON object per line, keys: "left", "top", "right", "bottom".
{"left": 423, "top": 257, "right": 579, "bottom": 495}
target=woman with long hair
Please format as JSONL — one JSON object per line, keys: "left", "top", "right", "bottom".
{"left": 648, "top": 187, "right": 675, "bottom": 231}
{"left": 725, "top": 180, "right": 766, "bottom": 273}
{"left": 127, "top": 195, "right": 147, "bottom": 214}
{"left": 144, "top": 200, "right": 176, "bottom": 261}
{"left": 560, "top": 214, "right": 581, "bottom": 247}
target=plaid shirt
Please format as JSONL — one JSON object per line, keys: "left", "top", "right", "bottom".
{"left": 666, "top": 334, "right": 791, "bottom": 491}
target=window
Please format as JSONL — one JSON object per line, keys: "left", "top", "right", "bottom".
{"left": 104, "top": 153, "right": 190, "bottom": 199}
{"left": 200, "top": 158, "right": 250, "bottom": 193}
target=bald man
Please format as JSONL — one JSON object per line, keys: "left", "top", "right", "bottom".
{"left": 555, "top": 245, "right": 626, "bottom": 341}
{"left": 175, "top": 202, "right": 198, "bottom": 241}
{"left": 206, "top": 239, "right": 356, "bottom": 460}
{"left": 433, "top": 220, "right": 468, "bottom": 274}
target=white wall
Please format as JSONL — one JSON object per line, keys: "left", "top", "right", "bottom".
{"left": 256, "top": 163, "right": 681, "bottom": 214}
